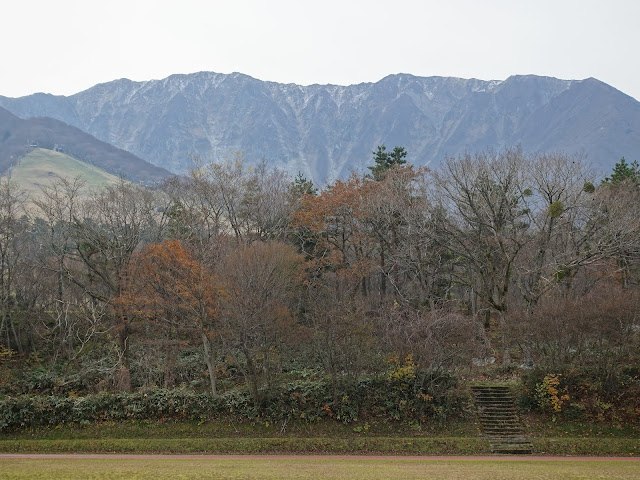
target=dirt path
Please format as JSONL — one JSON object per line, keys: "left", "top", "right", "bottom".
{"left": 1, "top": 454, "right": 638, "bottom": 461}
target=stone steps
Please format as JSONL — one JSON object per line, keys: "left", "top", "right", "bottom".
{"left": 471, "top": 385, "right": 533, "bottom": 454}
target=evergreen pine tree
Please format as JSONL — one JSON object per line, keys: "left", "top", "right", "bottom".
{"left": 368, "top": 145, "right": 408, "bottom": 181}
{"left": 603, "top": 157, "right": 639, "bottom": 185}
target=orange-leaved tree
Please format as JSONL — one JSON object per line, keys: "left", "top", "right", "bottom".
{"left": 118, "top": 240, "right": 225, "bottom": 396}
{"left": 291, "top": 174, "right": 377, "bottom": 297}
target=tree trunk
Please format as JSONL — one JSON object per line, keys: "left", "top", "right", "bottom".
{"left": 116, "top": 314, "right": 132, "bottom": 392}
{"left": 380, "top": 243, "right": 386, "bottom": 296}
{"left": 200, "top": 329, "right": 217, "bottom": 397}
{"left": 243, "top": 349, "right": 261, "bottom": 410}
{"left": 499, "top": 312, "right": 511, "bottom": 365}
{"left": 163, "top": 339, "right": 177, "bottom": 389}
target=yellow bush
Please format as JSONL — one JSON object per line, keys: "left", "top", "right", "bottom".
{"left": 387, "top": 354, "right": 417, "bottom": 391}
{"left": 535, "top": 373, "right": 570, "bottom": 413}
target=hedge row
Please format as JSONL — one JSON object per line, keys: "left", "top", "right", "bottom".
{"left": 0, "top": 370, "right": 464, "bottom": 430}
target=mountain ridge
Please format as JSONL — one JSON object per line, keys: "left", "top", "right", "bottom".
{"left": 1, "top": 72, "right": 638, "bottom": 184}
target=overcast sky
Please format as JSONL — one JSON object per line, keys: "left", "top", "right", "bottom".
{"left": 1, "top": 0, "right": 638, "bottom": 100}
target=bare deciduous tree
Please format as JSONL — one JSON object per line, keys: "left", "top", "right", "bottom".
{"left": 65, "top": 179, "right": 165, "bottom": 391}
{"left": 0, "top": 179, "right": 30, "bottom": 352}
{"left": 219, "top": 241, "right": 303, "bottom": 407}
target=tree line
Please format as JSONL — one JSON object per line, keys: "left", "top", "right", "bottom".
{"left": 0, "top": 148, "right": 638, "bottom": 410}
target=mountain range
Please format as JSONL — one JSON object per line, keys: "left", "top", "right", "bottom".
{"left": 1, "top": 72, "right": 639, "bottom": 184}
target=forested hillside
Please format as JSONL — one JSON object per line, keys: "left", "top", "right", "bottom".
{"left": 0, "top": 148, "right": 638, "bottom": 428}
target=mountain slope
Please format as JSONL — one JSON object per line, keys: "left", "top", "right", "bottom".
{"left": 7, "top": 148, "right": 120, "bottom": 197}
{"left": 0, "top": 107, "right": 172, "bottom": 184}
{"left": 1, "top": 73, "right": 639, "bottom": 184}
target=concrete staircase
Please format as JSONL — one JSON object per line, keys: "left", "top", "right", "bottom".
{"left": 471, "top": 385, "right": 533, "bottom": 454}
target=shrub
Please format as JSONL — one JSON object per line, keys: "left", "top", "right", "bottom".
{"left": 0, "top": 368, "right": 464, "bottom": 430}
{"left": 521, "top": 366, "right": 640, "bottom": 423}
{"left": 534, "top": 374, "right": 570, "bottom": 413}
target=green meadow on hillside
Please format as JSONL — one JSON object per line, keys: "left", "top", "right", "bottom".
{"left": 6, "top": 148, "right": 120, "bottom": 196}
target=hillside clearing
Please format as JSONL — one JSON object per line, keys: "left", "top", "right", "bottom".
{"left": 6, "top": 148, "right": 119, "bottom": 197}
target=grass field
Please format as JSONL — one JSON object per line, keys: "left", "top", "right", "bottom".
{"left": 1, "top": 419, "right": 637, "bottom": 456}
{"left": 1, "top": 436, "right": 639, "bottom": 456}
{"left": 6, "top": 148, "right": 119, "bottom": 197}
{"left": 0, "top": 437, "right": 491, "bottom": 455}
{"left": 0, "top": 456, "right": 638, "bottom": 480}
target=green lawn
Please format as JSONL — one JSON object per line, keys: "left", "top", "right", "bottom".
{"left": 1, "top": 419, "right": 637, "bottom": 456}
{"left": 0, "top": 457, "right": 638, "bottom": 480}
{"left": 0, "top": 437, "right": 491, "bottom": 455}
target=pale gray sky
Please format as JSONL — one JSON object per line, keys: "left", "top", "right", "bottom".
{"left": 1, "top": 0, "right": 638, "bottom": 100}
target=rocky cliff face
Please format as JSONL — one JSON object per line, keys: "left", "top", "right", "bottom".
{"left": 2, "top": 72, "right": 639, "bottom": 184}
